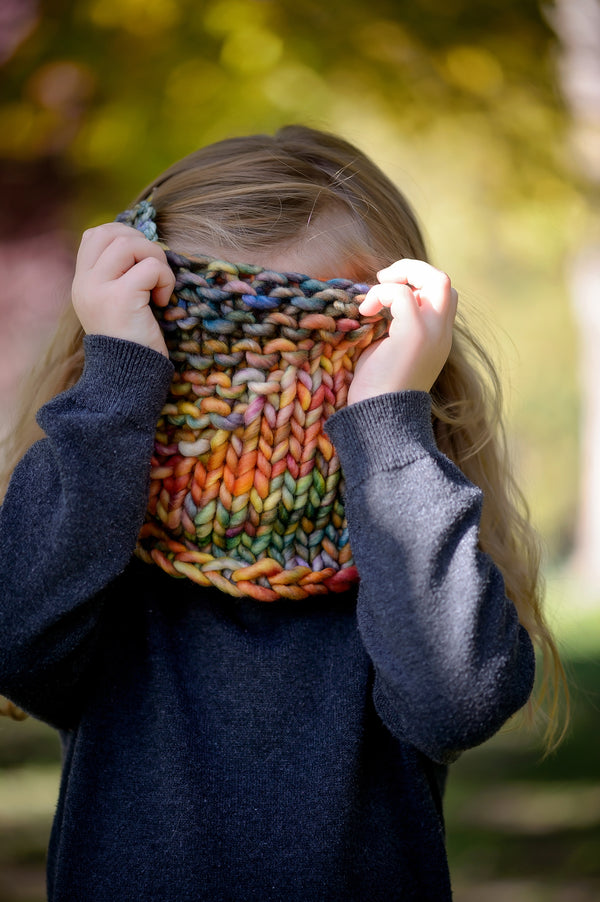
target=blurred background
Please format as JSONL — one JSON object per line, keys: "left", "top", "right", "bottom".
{"left": 0, "top": 0, "right": 599, "bottom": 899}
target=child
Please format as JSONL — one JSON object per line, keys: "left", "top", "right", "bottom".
{"left": 0, "top": 125, "right": 563, "bottom": 901}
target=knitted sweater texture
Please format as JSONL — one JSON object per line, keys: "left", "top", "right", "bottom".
{"left": 0, "top": 336, "right": 535, "bottom": 901}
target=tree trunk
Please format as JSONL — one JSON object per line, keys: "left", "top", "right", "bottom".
{"left": 552, "top": 0, "right": 600, "bottom": 588}
{"left": 570, "top": 246, "right": 600, "bottom": 584}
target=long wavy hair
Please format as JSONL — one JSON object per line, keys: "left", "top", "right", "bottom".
{"left": 0, "top": 125, "right": 567, "bottom": 744}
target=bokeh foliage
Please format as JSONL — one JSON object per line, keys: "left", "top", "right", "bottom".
{"left": 0, "top": 0, "right": 585, "bottom": 547}
{"left": 0, "top": 5, "right": 596, "bottom": 901}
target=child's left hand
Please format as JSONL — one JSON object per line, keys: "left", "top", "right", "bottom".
{"left": 347, "top": 259, "right": 458, "bottom": 405}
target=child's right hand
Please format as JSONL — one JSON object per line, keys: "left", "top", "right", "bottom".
{"left": 71, "top": 223, "right": 175, "bottom": 357}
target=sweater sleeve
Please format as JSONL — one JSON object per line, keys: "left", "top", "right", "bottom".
{"left": 325, "top": 391, "right": 536, "bottom": 765}
{"left": 0, "top": 335, "right": 173, "bottom": 726}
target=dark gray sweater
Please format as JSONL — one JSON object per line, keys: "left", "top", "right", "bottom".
{"left": 0, "top": 335, "right": 535, "bottom": 901}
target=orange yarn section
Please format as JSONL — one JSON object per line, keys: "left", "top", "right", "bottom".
{"left": 135, "top": 253, "right": 389, "bottom": 601}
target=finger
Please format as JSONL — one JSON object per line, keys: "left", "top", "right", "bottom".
{"left": 152, "top": 266, "right": 176, "bottom": 307}
{"left": 76, "top": 222, "right": 144, "bottom": 272}
{"left": 358, "top": 282, "right": 417, "bottom": 316}
{"left": 377, "top": 260, "right": 454, "bottom": 313}
{"left": 149, "top": 259, "right": 176, "bottom": 307}
{"left": 115, "top": 257, "right": 175, "bottom": 308}
{"left": 93, "top": 232, "right": 171, "bottom": 285}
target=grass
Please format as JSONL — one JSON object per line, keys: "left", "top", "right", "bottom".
{"left": 0, "top": 571, "right": 599, "bottom": 901}
{"left": 446, "top": 571, "right": 600, "bottom": 901}
{"left": 0, "top": 719, "right": 60, "bottom": 902}
{"left": 445, "top": 654, "right": 600, "bottom": 901}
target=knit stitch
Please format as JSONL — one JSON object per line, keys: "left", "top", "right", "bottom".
{"left": 117, "top": 201, "right": 390, "bottom": 600}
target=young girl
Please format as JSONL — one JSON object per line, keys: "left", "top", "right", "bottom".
{"left": 0, "top": 125, "right": 563, "bottom": 901}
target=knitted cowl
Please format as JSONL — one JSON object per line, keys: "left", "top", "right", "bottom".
{"left": 117, "top": 200, "right": 389, "bottom": 602}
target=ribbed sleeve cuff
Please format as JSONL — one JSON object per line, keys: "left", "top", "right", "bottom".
{"left": 82, "top": 335, "right": 174, "bottom": 421}
{"left": 324, "top": 391, "right": 438, "bottom": 488}
{"left": 38, "top": 335, "right": 174, "bottom": 432}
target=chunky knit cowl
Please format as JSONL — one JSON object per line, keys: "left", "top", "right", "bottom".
{"left": 117, "top": 200, "right": 389, "bottom": 601}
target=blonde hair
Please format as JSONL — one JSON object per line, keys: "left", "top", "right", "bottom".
{"left": 0, "top": 125, "right": 567, "bottom": 744}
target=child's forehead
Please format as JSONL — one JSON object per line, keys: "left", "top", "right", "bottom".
{"left": 188, "top": 246, "right": 359, "bottom": 284}
{"left": 117, "top": 198, "right": 376, "bottom": 284}
{"left": 199, "top": 208, "right": 372, "bottom": 282}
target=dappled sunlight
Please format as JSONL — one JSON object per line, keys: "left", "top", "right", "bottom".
{"left": 262, "top": 64, "right": 330, "bottom": 113}
{"left": 87, "top": 0, "right": 182, "bottom": 35}
{"left": 443, "top": 44, "right": 505, "bottom": 97}
{"left": 74, "top": 101, "right": 149, "bottom": 168}
{"left": 357, "top": 20, "right": 426, "bottom": 69}
{"left": 220, "top": 26, "right": 283, "bottom": 74}
{"left": 165, "top": 59, "right": 226, "bottom": 109}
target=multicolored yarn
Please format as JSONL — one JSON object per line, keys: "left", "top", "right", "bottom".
{"left": 118, "top": 199, "right": 390, "bottom": 601}
{"left": 118, "top": 199, "right": 158, "bottom": 242}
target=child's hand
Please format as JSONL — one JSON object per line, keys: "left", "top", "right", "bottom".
{"left": 347, "top": 259, "right": 458, "bottom": 405}
{"left": 71, "top": 223, "right": 175, "bottom": 357}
